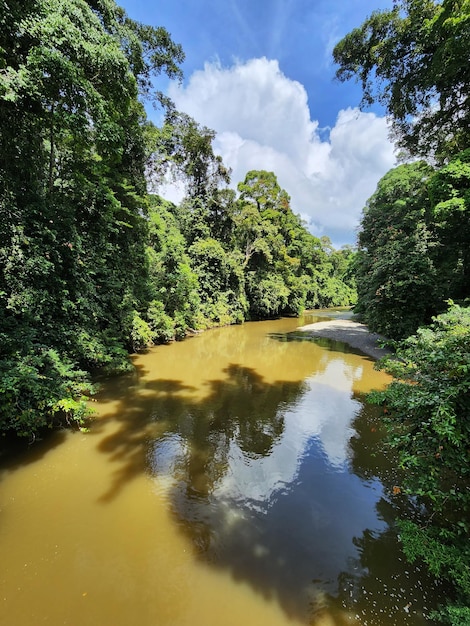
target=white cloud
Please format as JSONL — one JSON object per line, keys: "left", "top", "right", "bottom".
{"left": 167, "top": 57, "right": 396, "bottom": 246}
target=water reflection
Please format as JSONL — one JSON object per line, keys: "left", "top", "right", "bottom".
{"left": 145, "top": 354, "right": 405, "bottom": 623}
{"left": 1, "top": 315, "right": 446, "bottom": 626}
{"left": 333, "top": 518, "right": 444, "bottom": 626}
{"left": 337, "top": 405, "right": 444, "bottom": 626}
{"left": 86, "top": 316, "right": 443, "bottom": 624}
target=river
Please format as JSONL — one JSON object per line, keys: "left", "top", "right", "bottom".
{"left": 0, "top": 311, "right": 445, "bottom": 625}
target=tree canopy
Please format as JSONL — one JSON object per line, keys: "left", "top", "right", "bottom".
{"left": 354, "top": 161, "right": 438, "bottom": 338}
{"left": 355, "top": 152, "right": 470, "bottom": 339}
{"left": 333, "top": 0, "right": 470, "bottom": 160}
{"left": 0, "top": 0, "right": 182, "bottom": 434}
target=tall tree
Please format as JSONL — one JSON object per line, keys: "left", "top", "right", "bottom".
{"left": 333, "top": 0, "right": 470, "bottom": 160}
{"left": 0, "top": 0, "right": 184, "bottom": 435}
{"left": 355, "top": 162, "right": 438, "bottom": 339}
{"left": 428, "top": 148, "right": 470, "bottom": 300}
{"left": 355, "top": 153, "right": 470, "bottom": 339}
{"left": 145, "top": 111, "right": 230, "bottom": 200}
{"left": 234, "top": 171, "right": 356, "bottom": 317}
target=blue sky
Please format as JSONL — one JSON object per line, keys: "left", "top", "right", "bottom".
{"left": 119, "top": 0, "right": 397, "bottom": 246}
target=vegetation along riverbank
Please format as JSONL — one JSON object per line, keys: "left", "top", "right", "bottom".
{"left": 334, "top": 1, "right": 470, "bottom": 618}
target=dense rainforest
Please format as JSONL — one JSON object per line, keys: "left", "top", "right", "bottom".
{"left": 335, "top": 0, "right": 470, "bottom": 623}
{"left": 0, "top": 0, "right": 356, "bottom": 438}
{"left": 2, "top": 0, "right": 469, "bottom": 623}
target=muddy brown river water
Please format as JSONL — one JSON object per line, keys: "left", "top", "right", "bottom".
{"left": 0, "top": 312, "right": 445, "bottom": 625}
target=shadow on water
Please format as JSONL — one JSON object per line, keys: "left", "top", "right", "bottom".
{"left": 92, "top": 363, "right": 307, "bottom": 503}
{"left": 92, "top": 370, "right": 197, "bottom": 503}
{"left": 328, "top": 404, "right": 445, "bottom": 625}
{"left": 0, "top": 429, "right": 68, "bottom": 476}
{"left": 332, "top": 510, "right": 446, "bottom": 625}
{"left": 87, "top": 336, "right": 444, "bottom": 625}
{"left": 159, "top": 394, "right": 442, "bottom": 625}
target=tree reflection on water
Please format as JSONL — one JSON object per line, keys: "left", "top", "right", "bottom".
{"left": 141, "top": 358, "right": 441, "bottom": 625}
{"left": 91, "top": 326, "right": 446, "bottom": 625}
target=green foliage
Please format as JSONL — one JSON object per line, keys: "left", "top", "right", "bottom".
{"left": 355, "top": 162, "right": 438, "bottom": 338}
{"left": 129, "top": 310, "right": 154, "bottom": 352}
{"left": 0, "top": 345, "right": 94, "bottom": 436}
{"left": 72, "top": 329, "right": 132, "bottom": 374}
{"left": 372, "top": 304, "right": 470, "bottom": 504}
{"left": 246, "top": 272, "right": 290, "bottom": 318}
{"left": 238, "top": 170, "right": 290, "bottom": 212}
{"left": 311, "top": 241, "right": 359, "bottom": 309}
{"left": 146, "top": 300, "right": 177, "bottom": 343}
{"left": 436, "top": 604, "right": 470, "bottom": 626}
{"left": 188, "top": 238, "right": 247, "bottom": 325}
{"left": 355, "top": 155, "right": 470, "bottom": 339}
{"left": 370, "top": 305, "right": 470, "bottom": 620}
{"left": 428, "top": 149, "right": 470, "bottom": 300}
{"left": 145, "top": 111, "right": 230, "bottom": 199}
{"left": 143, "top": 172, "right": 356, "bottom": 331}
{"left": 333, "top": 0, "right": 470, "bottom": 159}
{"left": 397, "top": 520, "right": 470, "bottom": 618}
{"left": 145, "top": 195, "right": 201, "bottom": 337}
{"left": 144, "top": 172, "right": 358, "bottom": 328}
{"left": 0, "top": 0, "right": 184, "bottom": 436}
{"left": 232, "top": 171, "right": 357, "bottom": 318}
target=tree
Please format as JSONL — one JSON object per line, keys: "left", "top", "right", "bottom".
{"left": 235, "top": 171, "right": 299, "bottom": 317}
{"left": 307, "top": 240, "right": 359, "bottom": 309}
{"left": 145, "top": 111, "right": 230, "bottom": 199}
{"left": 233, "top": 171, "right": 357, "bottom": 317}
{"left": 428, "top": 148, "right": 470, "bottom": 300}
{"left": 354, "top": 161, "right": 440, "bottom": 339}
{"left": 238, "top": 170, "right": 290, "bottom": 212}
{"left": 333, "top": 0, "right": 470, "bottom": 160}
{"left": 354, "top": 153, "right": 470, "bottom": 339}
{"left": 0, "top": 0, "right": 184, "bottom": 435}
{"left": 144, "top": 195, "right": 201, "bottom": 341}
{"left": 188, "top": 238, "right": 247, "bottom": 326}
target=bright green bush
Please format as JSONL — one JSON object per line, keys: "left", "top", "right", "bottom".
{"left": 147, "top": 300, "right": 177, "bottom": 343}
{"left": 0, "top": 347, "right": 94, "bottom": 437}
{"left": 246, "top": 272, "right": 290, "bottom": 318}
{"left": 129, "top": 311, "right": 154, "bottom": 351}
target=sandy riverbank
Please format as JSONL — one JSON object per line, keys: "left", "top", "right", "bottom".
{"left": 296, "top": 319, "right": 391, "bottom": 360}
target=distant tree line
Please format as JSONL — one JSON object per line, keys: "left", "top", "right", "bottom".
{"left": 335, "top": 1, "right": 470, "bottom": 622}
{"left": 0, "top": 0, "right": 356, "bottom": 437}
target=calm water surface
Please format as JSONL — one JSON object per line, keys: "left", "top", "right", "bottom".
{"left": 0, "top": 312, "right": 445, "bottom": 625}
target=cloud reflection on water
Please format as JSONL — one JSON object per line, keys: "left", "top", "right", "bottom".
{"left": 214, "top": 358, "right": 364, "bottom": 509}
{"left": 148, "top": 355, "right": 389, "bottom": 621}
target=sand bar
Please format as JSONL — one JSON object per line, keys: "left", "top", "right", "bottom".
{"left": 296, "top": 319, "right": 391, "bottom": 360}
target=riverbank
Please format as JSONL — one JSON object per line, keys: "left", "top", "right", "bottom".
{"left": 296, "top": 319, "right": 391, "bottom": 360}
